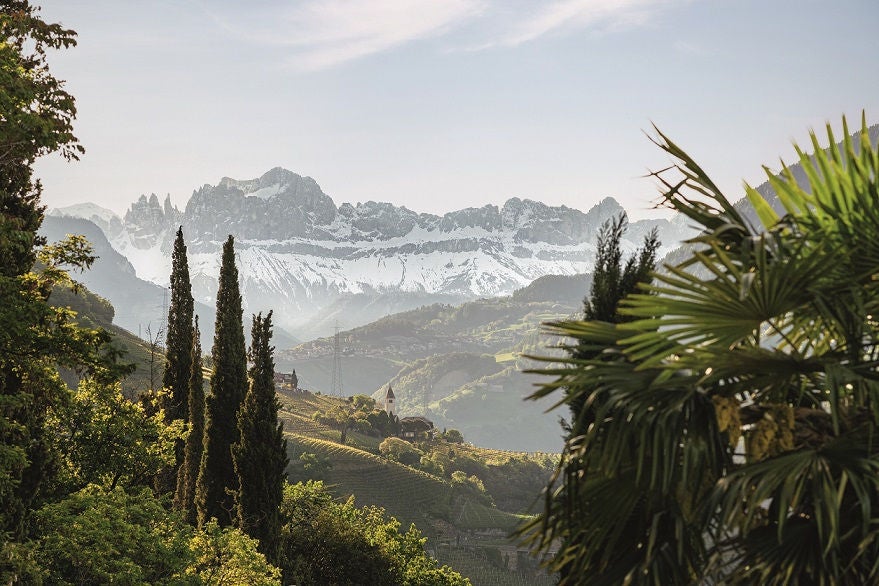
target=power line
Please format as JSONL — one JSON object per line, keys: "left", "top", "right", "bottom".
{"left": 159, "top": 286, "right": 168, "bottom": 349}
{"left": 331, "top": 321, "right": 343, "bottom": 397}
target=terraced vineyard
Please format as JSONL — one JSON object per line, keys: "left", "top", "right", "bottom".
{"left": 279, "top": 410, "right": 334, "bottom": 438}
{"left": 286, "top": 433, "right": 453, "bottom": 527}
{"left": 455, "top": 500, "right": 527, "bottom": 531}
{"left": 434, "top": 547, "right": 557, "bottom": 586}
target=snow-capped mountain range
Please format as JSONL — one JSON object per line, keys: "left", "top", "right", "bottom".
{"left": 49, "top": 167, "right": 694, "bottom": 338}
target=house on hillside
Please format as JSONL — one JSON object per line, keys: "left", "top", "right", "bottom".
{"left": 399, "top": 416, "right": 434, "bottom": 441}
{"left": 274, "top": 371, "right": 298, "bottom": 393}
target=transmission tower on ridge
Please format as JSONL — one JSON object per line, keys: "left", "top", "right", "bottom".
{"left": 331, "top": 322, "right": 343, "bottom": 396}
{"left": 157, "top": 287, "right": 168, "bottom": 350}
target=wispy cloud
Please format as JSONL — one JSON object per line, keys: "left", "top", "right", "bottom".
{"left": 199, "top": 0, "right": 682, "bottom": 71}
{"left": 486, "top": 0, "right": 666, "bottom": 49}
{"left": 673, "top": 39, "right": 704, "bottom": 55}
{"left": 200, "top": 0, "right": 483, "bottom": 71}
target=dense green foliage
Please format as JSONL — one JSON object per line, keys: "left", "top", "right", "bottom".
{"left": 175, "top": 316, "right": 204, "bottom": 524}
{"left": 48, "top": 283, "right": 114, "bottom": 326}
{"left": 233, "top": 311, "right": 288, "bottom": 561}
{"left": 157, "top": 227, "right": 195, "bottom": 493}
{"left": 196, "top": 236, "right": 247, "bottom": 527}
{"left": 0, "top": 3, "right": 130, "bottom": 575}
{"left": 379, "top": 436, "right": 423, "bottom": 466}
{"left": 313, "top": 396, "right": 400, "bottom": 441}
{"left": 523, "top": 117, "right": 879, "bottom": 584}
{"left": 279, "top": 481, "right": 470, "bottom": 586}
{"left": 47, "top": 379, "right": 180, "bottom": 493}
{"left": 33, "top": 485, "right": 194, "bottom": 585}
{"left": 33, "top": 484, "right": 281, "bottom": 585}
{"left": 190, "top": 519, "right": 281, "bottom": 585}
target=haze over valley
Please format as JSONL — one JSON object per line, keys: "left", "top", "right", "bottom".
{"left": 12, "top": 2, "right": 878, "bottom": 582}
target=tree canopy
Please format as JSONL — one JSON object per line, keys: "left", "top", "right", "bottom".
{"left": 0, "top": 1, "right": 128, "bottom": 565}
{"left": 279, "top": 481, "right": 470, "bottom": 586}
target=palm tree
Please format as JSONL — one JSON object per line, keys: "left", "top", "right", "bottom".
{"left": 521, "top": 115, "right": 879, "bottom": 585}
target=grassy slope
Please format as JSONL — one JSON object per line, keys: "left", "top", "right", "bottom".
{"left": 431, "top": 364, "right": 564, "bottom": 453}
{"left": 279, "top": 393, "right": 536, "bottom": 530}
{"left": 278, "top": 389, "right": 557, "bottom": 585}
{"left": 48, "top": 283, "right": 161, "bottom": 397}
{"left": 277, "top": 390, "right": 548, "bottom": 529}
{"left": 286, "top": 434, "right": 454, "bottom": 528}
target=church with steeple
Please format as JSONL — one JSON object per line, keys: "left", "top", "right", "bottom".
{"left": 384, "top": 385, "right": 395, "bottom": 416}
{"left": 381, "top": 384, "right": 435, "bottom": 441}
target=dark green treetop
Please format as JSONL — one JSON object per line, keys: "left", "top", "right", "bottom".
{"left": 162, "top": 226, "right": 194, "bottom": 422}
{"left": 581, "top": 213, "right": 659, "bottom": 326}
{"left": 155, "top": 226, "right": 194, "bottom": 494}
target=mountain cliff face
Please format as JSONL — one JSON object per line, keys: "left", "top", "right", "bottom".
{"left": 51, "top": 167, "right": 694, "bottom": 337}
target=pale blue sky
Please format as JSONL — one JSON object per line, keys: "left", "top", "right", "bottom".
{"left": 35, "top": 0, "right": 879, "bottom": 220}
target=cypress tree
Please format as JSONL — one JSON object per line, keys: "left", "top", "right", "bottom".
{"left": 566, "top": 214, "right": 658, "bottom": 425}
{"left": 579, "top": 213, "right": 659, "bottom": 328}
{"left": 555, "top": 213, "right": 659, "bottom": 580}
{"left": 162, "top": 226, "right": 194, "bottom": 420}
{"left": 195, "top": 235, "right": 247, "bottom": 527}
{"left": 174, "top": 316, "right": 203, "bottom": 524}
{"left": 156, "top": 226, "right": 194, "bottom": 494}
{"left": 233, "top": 311, "right": 288, "bottom": 562}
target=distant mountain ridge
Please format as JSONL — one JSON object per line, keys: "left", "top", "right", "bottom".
{"left": 37, "top": 215, "right": 300, "bottom": 350}
{"left": 50, "top": 168, "right": 693, "bottom": 337}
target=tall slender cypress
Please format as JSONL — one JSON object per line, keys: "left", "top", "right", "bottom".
{"left": 163, "top": 226, "right": 195, "bottom": 418}
{"left": 174, "top": 316, "right": 203, "bottom": 524}
{"left": 555, "top": 214, "right": 659, "bottom": 580}
{"left": 156, "top": 226, "right": 194, "bottom": 494}
{"left": 233, "top": 311, "right": 288, "bottom": 562}
{"left": 195, "top": 236, "right": 247, "bottom": 527}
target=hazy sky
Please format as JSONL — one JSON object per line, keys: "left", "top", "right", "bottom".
{"left": 34, "top": 0, "right": 879, "bottom": 220}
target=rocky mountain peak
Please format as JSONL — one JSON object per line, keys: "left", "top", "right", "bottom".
{"left": 439, "top": 204, "right": 500, "bottom": 233}
{"left": 587, "top": 196, "right": 626, "bottom": 218}
{"left": 123, "top": 193, "right": 181, "bottom": 249}
{"left": 183, "top": 168, "right": 337, "bottom": 242}
{"left": 48, "top": 203, "right": 123, "bottom": 239}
